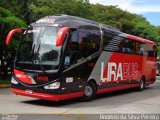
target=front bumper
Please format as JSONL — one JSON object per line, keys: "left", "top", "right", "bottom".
{"left": 12, "top": 88, "right": 84, "bottom": 101}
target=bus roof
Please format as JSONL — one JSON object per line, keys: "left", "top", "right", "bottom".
{"left": 33, "top": 14, "right": 156, "bottom": 45}
{"left": 34, "top": 14, "right": 120, "bottom": 32}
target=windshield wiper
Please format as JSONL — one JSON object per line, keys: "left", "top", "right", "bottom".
{"left": 33, "top": 43, "right": 47, "bottom": 74}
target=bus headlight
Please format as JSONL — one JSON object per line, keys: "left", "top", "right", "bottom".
{"left": 44, "top": 82, "right": 60, "bottom": 89}
{"left": 11, "top": 77, "right": 18, "bottom": 84}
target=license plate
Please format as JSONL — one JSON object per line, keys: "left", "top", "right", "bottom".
{"left": 25, "top": 90, "right": 33, "bottom": 94}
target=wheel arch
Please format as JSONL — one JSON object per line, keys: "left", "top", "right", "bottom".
{"left": 141, "top": 75, "right": 146, "bottom": 83}
{"left": 87, "top": 78, "right": 98, "bottom": 90}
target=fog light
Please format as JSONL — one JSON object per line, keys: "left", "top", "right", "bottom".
{"left": 44, "top": 82, "right": 60, "bottom": 89}
{"left": 11, "top": 77, "right": 18, "bottom": 84}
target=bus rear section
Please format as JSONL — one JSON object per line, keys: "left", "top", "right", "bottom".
{"left": 6, "top": 15, "right": 157, "bottom": 101}
{"left": 89, "top": 30, "right": 156, "bottom": 94}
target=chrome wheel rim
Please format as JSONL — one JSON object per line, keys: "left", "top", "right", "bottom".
{"left": 85, "top": 85, "right": 93, "bottom": 97}
{"left": 140, "top": 80, "right": 144, "bottom": 89}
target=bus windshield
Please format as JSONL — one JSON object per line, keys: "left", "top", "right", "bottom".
{"left": 15, "top": 26, "right": 61, "bottom": 71}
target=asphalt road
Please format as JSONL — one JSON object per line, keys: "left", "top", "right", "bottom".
{"left": 0, "top": 78, "right": 160, "bottom": 115}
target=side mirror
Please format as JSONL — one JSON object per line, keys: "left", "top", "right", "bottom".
{"left": 6, "top": 28, "right": 23, "bottom": 45}
{"left": 56, "top": 27, "right": 70, "bottom": 46}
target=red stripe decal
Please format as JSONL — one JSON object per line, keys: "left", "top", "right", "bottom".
{"left": 145, "top": 81, "right": 155, "bottom": 86}
{"left": 97, "top": 84, "right": 139, "bottom": 94}
{"left": 99, "top": 80, "right": 138, "bottom": 85}
{"left": 12, "top": 88, "right": 84, "bottom": 101}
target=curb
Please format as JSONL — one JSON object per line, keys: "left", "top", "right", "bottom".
{"left": 0, "top": 84, "right": 11, "bottom": 88}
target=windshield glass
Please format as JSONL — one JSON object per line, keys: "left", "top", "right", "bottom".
{"left": 15, "top": 26, "right": 61, "bottom": 71}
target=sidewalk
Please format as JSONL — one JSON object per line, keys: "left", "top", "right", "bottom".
{"left": 0, "top": 84, "right": 11, "bottom": 88}
{"left": 0, "top": 78, "right": 11, "bottom": 88}
{"left": 156, "top": 76, "right": 160, "bottom": 80}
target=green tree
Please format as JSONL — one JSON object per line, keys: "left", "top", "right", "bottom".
{"left": 0, "top": 6, "right": 26, "bottom": 78}
{"left": 29, "top": 0, "right": 91, "bottom": 21}
{"left": 0, "top": 0, "right": 160, "bottom": 77}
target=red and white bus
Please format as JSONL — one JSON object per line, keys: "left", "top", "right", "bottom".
{"left": 6, "top": 15, "right": 157, "bottom": 101}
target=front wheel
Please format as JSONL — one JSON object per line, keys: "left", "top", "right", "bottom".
{"left": 82, "top": 81, "right": 97, "bottom": 101}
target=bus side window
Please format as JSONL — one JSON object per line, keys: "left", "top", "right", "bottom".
{"left": 80, "top": 26, "right": 101, "bottom": 57}
{"left": 65, "top": 30, "right": 82, "bottom": 67}
{"left": 117, "top": 39, "right": 132, "bottom": 54}
{"left": 130, "top": 40, "right": 142, "bottom": 55}
{"left": 102, "top": 28, "right": 127, "bottom": 52}
{"left": 138, "top": 43, "right": 147, "bottom": 56}
{"left": 146, "top": 44, "right": 157, "bottom": 57}
{"left": 103, "top": 34, "right": 114, "bottom": 50}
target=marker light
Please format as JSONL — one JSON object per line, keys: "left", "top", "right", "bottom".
{"left": 44, "top": 82, "right": 60, "bottom": 89}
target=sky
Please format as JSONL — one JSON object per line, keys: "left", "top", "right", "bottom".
{"left": 89, "top": 0, "right": 160, "bottom": 26}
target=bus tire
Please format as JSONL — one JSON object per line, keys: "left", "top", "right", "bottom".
{"left": 82, "top": 81, "right": 97, "bottom": 101}
{"left": 137, "top": 78, "right": 145, "bottom": 91}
